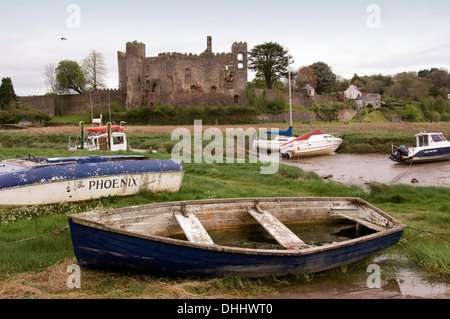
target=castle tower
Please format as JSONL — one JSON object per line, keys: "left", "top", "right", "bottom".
{"left": 231, "top": 41, "right": 248, "bottom": 104}
{"left": 117, "top": 41, "right": 145, "bottom": 109}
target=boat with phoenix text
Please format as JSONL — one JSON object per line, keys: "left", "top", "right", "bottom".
{"left": 0, "top": 155, "right": 184, "bottom": 206}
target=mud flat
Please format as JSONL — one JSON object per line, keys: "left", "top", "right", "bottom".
{"left": 282, "top": 153, "right": 450, "bottom": 190}
{"left": 269, "top": 253, "right": 449, "bottom": 299}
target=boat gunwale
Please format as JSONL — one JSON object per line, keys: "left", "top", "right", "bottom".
{"left": 68, "top": 197, "right": 406, "bottom": 257}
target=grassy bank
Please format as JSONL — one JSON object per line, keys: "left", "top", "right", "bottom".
{"left": 0, "top": 123, "right": 449, "bottom": 298}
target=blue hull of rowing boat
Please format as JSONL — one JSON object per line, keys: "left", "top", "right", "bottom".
{"left": 68, "top": 219, "right": 404, "bottom": 278}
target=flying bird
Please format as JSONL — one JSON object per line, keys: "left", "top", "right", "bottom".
{"left": 61, "top": 37, "right": 67, "bottom": 41}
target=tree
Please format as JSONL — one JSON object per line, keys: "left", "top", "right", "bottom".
{"left": 82, "top": 50, "right": 107, "bottom": 90}
{"left": 248, "top": 42, "right": 291, "bottom": 89}
{"left": 56, "top": 60, "right": 86, "bottom": 94}
{"left": 0, "top": 77, "right": 17, "bottom": 109}
{"left": 43, "top": 63, "right": 59, "bottom": 94}
{"left": 309, "top": 62, "right": 336, "bottom": 94}
{"left": 295, "top": 66, "right": 317, "bottom": 90}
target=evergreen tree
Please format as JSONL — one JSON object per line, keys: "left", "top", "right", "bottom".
{"left": 248, "top": 42, "right": 292, "bottom": 89}
{"left": 0, "top": 77, "right": 17, "bottom": 109}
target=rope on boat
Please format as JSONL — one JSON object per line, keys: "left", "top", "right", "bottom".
{"left": 0, "top": 226, "right": 69, "bottom": 247}
{"left": 405, "top": 226, "right": 450, "bottom": 242}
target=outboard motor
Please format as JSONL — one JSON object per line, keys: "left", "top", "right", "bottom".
{"left": 389, "top": 145, "right": 409, "bottom": 163}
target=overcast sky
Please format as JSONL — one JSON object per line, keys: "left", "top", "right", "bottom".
{"left": 1, "top": 0, "right": 449, "bottom": 96}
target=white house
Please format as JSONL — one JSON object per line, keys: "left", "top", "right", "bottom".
{"left": 302, "top": 84, "right": 315, "bottom": 96}
{"left": 344, "top": 85, "right": 362, "bottom": 99}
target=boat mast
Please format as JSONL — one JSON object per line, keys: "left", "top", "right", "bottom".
{"left": 293, "top": 76, "right": 314, "bottom": 131}
{"left": 90, "top": 92, "right": 93, "bottom": 124}
{"left": 287, "top": 49, "right": 293, "bottom": 128}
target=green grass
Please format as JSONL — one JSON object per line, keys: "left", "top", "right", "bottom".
{"left": 47, "top": 114, "right": 93, "bottom": 125}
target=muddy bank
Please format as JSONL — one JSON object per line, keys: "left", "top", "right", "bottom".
{"left": 269, "top": 254, "right": 449, "bottom": 299}
{"left": 282, "top": 153, "right": 450, "bottom": 190}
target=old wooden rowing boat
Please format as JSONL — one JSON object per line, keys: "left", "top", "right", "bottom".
{"left": 68, "top": 197, "right": 406, "bottom": 277}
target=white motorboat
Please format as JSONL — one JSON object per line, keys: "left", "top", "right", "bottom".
{"left": 390, "top": 132, "right": 450, "bottom": 164}
{"left": 252, "top": 126, "right": 297, "bottom": 152}
{"left": 280, "top": 130, "right": 343, "bottom": 159}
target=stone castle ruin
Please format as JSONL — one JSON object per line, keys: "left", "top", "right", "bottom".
{"left": 18, "top": 37, "right": 248, "bottom": 117}
{"left": 118, "top": 36, "right": 248, "bottom": 108}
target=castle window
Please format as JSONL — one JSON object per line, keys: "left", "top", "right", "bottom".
{"left": 234, "top": 95, "right": 239, "bottom": 104}
{"left": 185, "top": 68, "right": 191, "bottom": 82}
{"left": 237, "top": 53, "right": 244, "bottom": 61}
{"left": 190, "top": 85, "right": 198, "bottom": 92}
{"left": 152, "top": 83, "right": 157, "bottom": 93}
{"left": 210, "top": 85, "right": 217, "bottom": 92}
{"left": 238, "top": 63, "right": 244, "bottom": 69}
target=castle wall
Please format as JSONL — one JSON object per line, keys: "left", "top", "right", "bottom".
{"left": 17, "top": 89, "right": 126, "bottom": 117}
{"left": 118, "top": 37, "right": 248, "bottom": 109}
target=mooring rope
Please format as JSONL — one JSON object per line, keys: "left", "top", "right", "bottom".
{"left": 405, "top": 226, "right": 450, "bottom": 242}
{"left": 0, "top": 226, "right": 69, "bottom": 247}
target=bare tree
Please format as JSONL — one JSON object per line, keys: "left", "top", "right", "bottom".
{"left": 82, "top": 50, "right": 107, "bottom": 90}
{"left": 295, "top": 66, "right": 317, "bottom": 90}
{"left": 43, "top": 63, "right": 59, "bottom": 94}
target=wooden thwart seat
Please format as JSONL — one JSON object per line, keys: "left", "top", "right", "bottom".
{"left": 332, "top": 210, "right": 385, "bottom": 232}
{"left": 173, "top": 210, "right": 214, "bottom": 245}
{"left": 248, "top": 206, "right": 309, "bottom": 249}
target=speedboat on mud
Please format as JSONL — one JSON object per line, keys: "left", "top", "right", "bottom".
{"left": 390, "top": 132, "right": 450, "bottom": 164}
{"left": 252, "top": 126, "right": 297, "bottom": 152}
{"left": 280, "top": 130, "right": 343, "bottom": 159}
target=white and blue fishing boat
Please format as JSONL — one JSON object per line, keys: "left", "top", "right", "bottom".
{"left": 390, "top": 132, "right": 450, "bottom": 164}
{"left": 0, "top": 155, "right": 184, "bottom": 206}
{"left": 68, "top": 197, "right": 406, "bottom": 278}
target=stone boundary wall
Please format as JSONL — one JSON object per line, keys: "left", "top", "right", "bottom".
{"left": 17, "top": 89, "right": 126, "bottom": 117}
{"left": 253, "top": 88, "right": 335, "bottom": 107}
{"left": 258, "top": 108, "right": 357, "bottom": 123}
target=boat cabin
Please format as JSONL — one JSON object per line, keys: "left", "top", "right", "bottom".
{"left": 416, "top": 132, "right": 448, "bottom": 148}
{"left": 85, "top": 131, "right": 128, "bottom": 151}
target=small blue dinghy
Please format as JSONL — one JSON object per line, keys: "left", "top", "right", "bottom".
{"left": 0, "top": 155, "right": 184, "bottom": 206}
